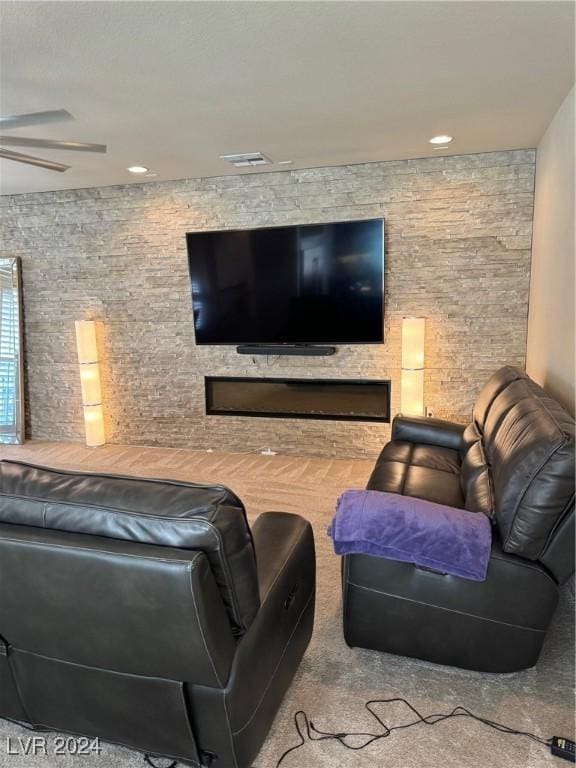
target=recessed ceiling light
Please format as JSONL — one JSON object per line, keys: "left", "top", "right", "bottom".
{"left": 127, "top": 165, "right": 149, "bottom": 174}
{"left": 278, "top": 160, "right": 294, "bottom": 166}
{"left": 429, "top": 135, "right": 454, "bottom": 145}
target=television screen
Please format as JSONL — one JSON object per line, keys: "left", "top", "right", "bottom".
{"left": 186, "top": 218, "right": 384, "bottom": 345}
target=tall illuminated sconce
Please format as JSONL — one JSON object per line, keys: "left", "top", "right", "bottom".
{"left": 75, "top": 320, "right": 105, "bottom": 447}
{"left": 401, "top": 317, "right": 425, "bottom": 416}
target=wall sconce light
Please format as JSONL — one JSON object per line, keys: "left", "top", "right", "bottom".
{"left": 401, "top": 317, "right": 425, "bottom": 416}
{"left": 75, "top": 320, "right": 105, "bottom": 447}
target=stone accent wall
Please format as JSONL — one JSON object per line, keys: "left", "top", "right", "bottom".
{"left": 0, "top": 150, "right": 535, "bottom": 458}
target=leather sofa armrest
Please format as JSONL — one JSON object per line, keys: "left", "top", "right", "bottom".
{"left": 392, "top": 414, "right": 465, "bottom": 451}
{"left": 251, "top": 511, "right": 315, "bottom": 605}
{"left": 223, "top": 512, "right": 315, "bottom": 738}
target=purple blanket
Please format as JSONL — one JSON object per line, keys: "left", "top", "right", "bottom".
{"left": 328, "top": 490, "right": 492, "bottom": 581}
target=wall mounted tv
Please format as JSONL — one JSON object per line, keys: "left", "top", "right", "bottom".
{"left": 186, "top": 218, "right": 384, "bottom": 345}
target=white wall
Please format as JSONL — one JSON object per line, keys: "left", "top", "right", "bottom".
{"left": 527, "top": 87, "right": 575, "bottom": 415}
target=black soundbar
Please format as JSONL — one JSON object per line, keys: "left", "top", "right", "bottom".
{"left": 236, "top": 344, "right": 337, "bottom": 357}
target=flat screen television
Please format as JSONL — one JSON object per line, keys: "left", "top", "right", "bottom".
{"left": 186, "top": 218, "right": 384, "bottom": 345}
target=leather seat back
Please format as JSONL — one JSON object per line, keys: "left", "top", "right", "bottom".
{"left": 471, "top": 366, "right": 528, "bottom": 430}
{"left": 0, "top": 461, "right": 260, "bottom": 634}
{"left": 459, "top": 367, "right": 527, "bottom": 518}
{"left": 0, "top": 523, "right": 236, "bottom": 686}
{"left": 459, "top": 423, "right": 494, "bottom": 517}
{"left": 0, "top": 521, "right": 236, "bottom": 763}
{"left": 468, "top": 369, "right": 575, "bottom": 582}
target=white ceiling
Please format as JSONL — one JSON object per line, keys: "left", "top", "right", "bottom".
{"left": 1, "top": 1, "right": 574, "bottom": 196}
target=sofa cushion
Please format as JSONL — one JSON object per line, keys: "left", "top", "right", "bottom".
{"left": 481, "top": 378, "right": 575, "bottom": 560}
{"left": 368, "top": 441, "right": 464, "bottom": 508}
{"left": 472, "top": 366, "right": 527, "bottom": 431}
{"left": 0, "top": 461, "right": 260, "bottom": 634}
{"left": 461, "top": 422, "right": 482, "bottom": 454}
{"left": 460, "top": 438, "right": 495, "bottom": 517}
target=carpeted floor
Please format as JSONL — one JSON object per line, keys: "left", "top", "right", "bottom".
{"left": 0, "top": 442, "right": 574, "bottom": 768}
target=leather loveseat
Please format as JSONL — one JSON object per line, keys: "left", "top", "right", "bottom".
{"left": 0, "top": 462, "right": 315, "bottom": 767}
{"left": 342, "top": 367, "right": 575, "bottom": 672}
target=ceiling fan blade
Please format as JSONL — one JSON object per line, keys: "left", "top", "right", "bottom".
{"left": 0, "top": 148, "right": 70, "bottom": 172}
{"left": 0, "top": 136, "right": 106, "bottom": 153}
{"left": 0, "top": 110, "right": 73, "bottom": 130}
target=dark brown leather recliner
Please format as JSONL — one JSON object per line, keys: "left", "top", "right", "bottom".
{"left": 0, "top": 462, "right": 315, "bottom": 767}
{"left": 343, "top": 367, "right": 575, "bottom": 672}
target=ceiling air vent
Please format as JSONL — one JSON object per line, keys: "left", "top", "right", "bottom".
{"left": 220, "top": 152, "right": 272, "bottom": 167}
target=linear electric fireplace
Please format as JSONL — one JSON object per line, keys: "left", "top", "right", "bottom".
{"left": 205, "top": 377, "right": 390, "bottom": 422}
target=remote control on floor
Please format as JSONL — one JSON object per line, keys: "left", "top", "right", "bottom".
{"left": 551, "top": 737, "right": 576, "bottom": 762}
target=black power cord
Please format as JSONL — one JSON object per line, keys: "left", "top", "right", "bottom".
{"left": 3, "top": 699, "right": 570, "bottom": 767}
{"left": 275, "top": 697, "right": 555, "bottom": 767}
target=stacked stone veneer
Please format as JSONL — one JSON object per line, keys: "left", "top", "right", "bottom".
{"left": 0, "top": 150, "right": 535, "bottom": 458}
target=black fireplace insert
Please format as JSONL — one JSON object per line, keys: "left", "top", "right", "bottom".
{"left": 204, "top": 377, "right": 390, "bottom": 422}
